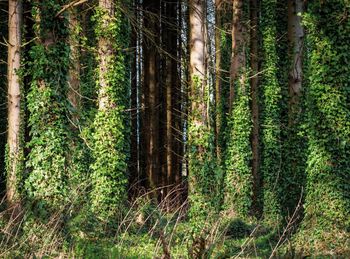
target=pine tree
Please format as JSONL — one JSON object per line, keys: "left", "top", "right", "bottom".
{"left": 142, "top": 0, "right": 161, "bottom": 198}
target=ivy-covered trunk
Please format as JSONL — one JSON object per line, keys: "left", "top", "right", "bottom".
{"left": 90, "top": 0, "right": 129, "bottom": 221}
{"left": 223, "top": 0, "right": 253, "bottom": 218}
{"left": 214, "top": 0, "right": 222, "bottom": 161}
{"left": 260, "top": 0, "right": 283, "bottom": 224}
{"left": 25, "top": 0, "right": 71, "bottom": 212}
{"left": 282, "top": 0, "right": 306, "bottom": 218}
{"left": 250, "top": 0, "right": 260, "bottom": 216}
{"left": 294, "top": 1, "right": 350, "bottom": 254}
{"left": 188, "top": 0, "right": 215, "bottom": 228}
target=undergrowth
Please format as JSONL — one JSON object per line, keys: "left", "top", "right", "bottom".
{"left": 0, "top": 191, "right": 349, "bottom": 258}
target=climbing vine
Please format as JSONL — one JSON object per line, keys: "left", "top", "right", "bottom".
{"left": 260, "top": 0, "right": 283, "bottom": 225}
{"left": 90, "top": 1, "right": 130, "bottom": 221}
{"left": 294, "top": 1, "right": 350, "bottom": 253}
{"left": 222, "top": 1, "right": 252, "bottom": 219}
{"left": 25, "top": 0, "right": 71, "bottom": 212}
{"left": 188, "top": 75, "right": 219, "bottom": 231}
{"left": 224, "top": 71, "right": 252, "bottom": 218}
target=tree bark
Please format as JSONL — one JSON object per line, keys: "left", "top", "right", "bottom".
{"left": 68, "top": 7, "right": 81, "bottom": 122}
{"left": 129, "top": 0, "right": 139, "bottom": 198}
{"left": 215, "top": 0, "right": 222, "bottom": 160}
{"left": 229, "top": 0, "right": 245, "bottom": 112}
{"left": 288, "top": 0, "right": 304, "bottom": 125}
{"left": 188, "top": 0, "right": 208, "bottom": 164}
{"left": 143, "top": 0, "right": 160, "bottom": 197}
{"left": 173, "top": 0, "right": 184, "bottom": 206}
{"left": 161, "top": 0, "right": 180, "bottom": 208}
{"left": 189, "top": 0, "right": 207, "bottom": 115}
{"left": 7, "top": 0, "right": 22, "bottom": 211}
{"left": 98, "top": 0, "right": 114, "bottom": 111}
{"left": 188, "top": 0, "right": 210, "bottom": 218}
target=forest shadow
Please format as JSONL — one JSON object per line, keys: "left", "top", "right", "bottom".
{"left": 216, "top": 218, "right": 279, "bottom": 258}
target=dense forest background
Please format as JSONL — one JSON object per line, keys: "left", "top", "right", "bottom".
{"left": 0, "top": 0, "right": 349, "bottom": 257}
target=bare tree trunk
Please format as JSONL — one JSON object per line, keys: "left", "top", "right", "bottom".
{"left": 229, "top": 0, "right": 244, "bottom": 112}
{"left": 288, "top": 0, "right": 304, "bottom": 125}
{"left": 98, "top": 0, "right": 114, "bottom": 110}
{"left": 250, "top": 0, "right": 260, "bottom": 216}
{"left": 165, "top": 42, "right": 173, "bottom": 205}
{"left": 189, "top": 0, "right": 207, "bottom": 113}
{"left": 162, "top": 0, "right": 179, "bottom": 208}
{"left": 159, "top": 0, "right": 167, "bottom": 204}
{"left": 129, "top": 0, "right": 139, "bottom": 198}
{"left": 215, "top": 0, "right": 222, "bottom": 160}
{"left": 188, "top": 0, "right": 208, "bottom": 167}
{"left": 139, "top": 0, "right": 147, "bottom": 193}
{"left": 68, "top": 7, "right": 81, "bottom": 122}
{"left": 174, "top": 0, "right": 183, "bottom": 206}
{"left": 7, "top": 0, "right": 22, "bottom": 211}
{"left": 143, "top": 0, "right": 160, "bottom": 198}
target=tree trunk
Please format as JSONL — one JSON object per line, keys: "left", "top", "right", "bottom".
{"left": 162, "top": 0, "right": 179, "bottom": 208}
{"left": 98, "top": 0, "right": 114, "bottom": 111}
{"left": 25, "top": 0, "right": 70, "bottom": 210}
{"left": 90, "top": 0, "right": 128, "bottom": 219}
{"left": 129, "top": 0, "right": 139, "bottom": 198}
{"left": 188, "top": 0, "right": 212, "bottom": 223}
{"left": 215, "top": 0, "right": 222, "bottom": 160}
{"left": 223, "top": 0, "right": 252, "bottom": 217}
{"left": 189, "top": 0, "right": 207, "bottom": 156}
{"left": 250, "top": 0, "right": 260, "bottom": 216}
{"left": 229, "top": 0, "right": 245, "bottom": 112}
{"left": 260, "top": 0, "right": 283, "bottom": 223}
{"left": 287, "top": 0, "right": 304, "bottom": 126}
{"left": 143, "top": 0, "right": 160, "bottom": 198}
{"left": 7, "top": 0, "right": 22, "bottom": 212}
{"left": 68, "top": 7, "right": 81, "bottom": 122}
{"left": 165, "top": 39, "right": 173, "bottom": 205}
{"left": 173, "top": 0, "right": 184, "bottom": 206}
{"left": 189, "top": 0, "right": 206, "bottom": 107}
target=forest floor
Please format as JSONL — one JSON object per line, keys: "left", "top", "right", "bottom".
{"left": 0, "top": 200, "right": 292, "bottom": 258}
